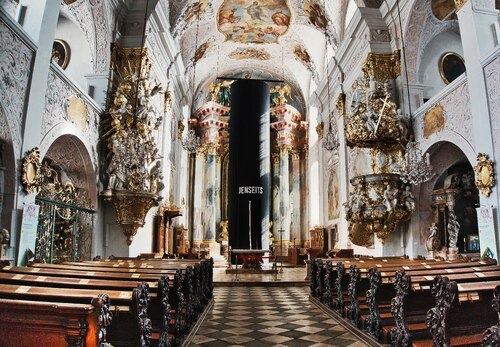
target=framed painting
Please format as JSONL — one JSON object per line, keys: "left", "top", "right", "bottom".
{"left": 439, "top": 52, "right": 466, "bottom": 84}
{"left": 52, "top": 39, "right": 70, "bottom": 69}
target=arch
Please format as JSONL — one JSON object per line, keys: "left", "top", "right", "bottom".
{"left": 39, "top": 127, "right": 97, "bottom": 209}
{"left": 418, "top": 29, "right": 463, "bottom": 100}
{"left": 416, "top": 141, "right": 473, "bottom": 253}
{"left": 420, "top": 129, "right": 476, "bottom": 165}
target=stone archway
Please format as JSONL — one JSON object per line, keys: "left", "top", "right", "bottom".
{"left": 416, "top": 141, "right": 477, "bottom": 257}
{"left": 42, "top": 134, "right": 97, "bottom": 209}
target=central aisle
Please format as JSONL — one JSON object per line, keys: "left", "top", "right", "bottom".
{"left": 189, "top": 287, "right": 367, "bottom": 347}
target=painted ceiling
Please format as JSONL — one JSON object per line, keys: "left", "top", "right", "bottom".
{"left": 169, "top": 0, "right": 351, "bottom": 115}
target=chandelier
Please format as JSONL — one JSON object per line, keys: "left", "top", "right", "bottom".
{"left": 322, "top": 118, "right": 338, "bottom": 151}
{"left": 181, "top": 129, "right": 200, "bottom": 153}
{"left": 392, "top": 0, "right": 434, "bottom": 186}
{"left": 396, "top": 140, "right": 434, "bottom": 185}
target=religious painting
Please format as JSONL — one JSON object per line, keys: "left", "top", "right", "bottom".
{"left": 217, "top": 0, "right": 292, "bottom": 44}
{"left": 439, "top": 52, "right": 466, "bottom": 84}
{"left": 229, "top": 47, "right": 271, "bottom": 60}
{"left": 328, "top": 170, "right": 340, "bottom": 220}
{"left": 63, "top": 0, "right": 77, "bottom": 4}
{"left": 293, "top": 44, "right": 311, "bottom": 66}
{"left": 431, "top": 0, "right": 456, "bottom": 21}
{"left": 467, "top": 234, "right": 480, "bottom": 252}
{"left": 303, "top": 0, "right": 328, "bottom": 31}
{"left": 183, "top": 0, "right": 210, "bottom": 25}
{"left": 193, "top": 40, "right": 213, "bottom": 63}
{"left": 52, "top": 39, "right": 70, "bottom": 69}
{"left": 423, "top": 104, "right": 445, "bottom": 139}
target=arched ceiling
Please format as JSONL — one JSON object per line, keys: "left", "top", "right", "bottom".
{"left": 168, "top": 0, "right": 351, "bottom": 115}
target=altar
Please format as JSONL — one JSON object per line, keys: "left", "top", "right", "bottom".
{"left": 231, "top": 249, "right": 268, "bottom": 270}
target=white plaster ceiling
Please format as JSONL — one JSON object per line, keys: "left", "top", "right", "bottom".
{"left": 169, "top": 0, "right": 351, "bottom": 115}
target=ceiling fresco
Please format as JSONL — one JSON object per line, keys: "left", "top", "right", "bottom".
{"left": 217, "top": 0, "right": 292, "bottom": 44}
{"left": 170, "top": 0, "right": 351, "bottom": 116}
{"left": 229, "top": 47, "right": 272, "bottom": 60}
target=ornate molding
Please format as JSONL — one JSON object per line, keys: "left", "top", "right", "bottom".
{"left": 482, "top": 285, "right": 500, "bottom": 346}
{"left": 425, "top": 276, "right": 457, "bottom": 347}
{"left": 474, "top": 153, "right": 495, "bottom": 197}
{"left": 336, "top": 93, "right": 346, "bottom": 117}
{"left": 361, "top": 50, "right": 401, "bottom": 81}
{"left": 390, "top": 270, "right": 411, "bottom": 346}
{"left": 365, "top": 268, "right": 382, "bottom": 340}
{"left": 103, "top": 191, "right": 161, "bottom": 245}
{"left": 21, "top": 147, "right": 41, "bottom": 194}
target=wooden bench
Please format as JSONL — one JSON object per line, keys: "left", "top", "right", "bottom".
{"left": 0, "top": 295, "right": 111, "bottom": 347}
{"left": 310, "top": 257, "right": 500, "bottom": 347}
{"left": 0, "top": 258, "right": 214, "bottom": 347}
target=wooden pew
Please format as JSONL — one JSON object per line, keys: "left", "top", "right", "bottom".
{"left": 310, "top": 257, "right": 500, "bottom": 346}
{"left": 0, "top": 295, "right": 111, "bottom": 347}
{"left": 0, "top": 258, "right": 214, "bottom": 347}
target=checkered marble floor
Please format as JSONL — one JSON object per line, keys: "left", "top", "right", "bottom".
{"left": 189, "top": 287, "right": 367, "bottom": 347}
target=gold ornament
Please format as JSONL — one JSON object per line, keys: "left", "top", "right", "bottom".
{"left": 336, "top": 93, "right": 346, "bottom": 117}
{"left": 104, "top": 191, "right": 161, "bottom": 245}
{"left": 316, "top": 122, "right": 324, "bottom": 139}
{"left": 454, "top": 0, "right": 467, "bottom": 11}
{"left": 21, "top": 147, "right": 41, "bottom": 194}
{"left": 361, "top": 50, "right": 401, "bottom": 81}
{"left": 474, "top": 153, "right": 495, "bottom": 197}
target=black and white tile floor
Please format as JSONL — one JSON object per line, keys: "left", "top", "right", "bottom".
{"left": 189, "top": 287, "right": 367, "bottom": 347}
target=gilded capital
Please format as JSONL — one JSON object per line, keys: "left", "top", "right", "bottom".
{"left": 454, "top": 0, "right": 467, "bottom": 11}
{"left": 111, "top": 44, "right": 152, "bottom": 80}
{"left": 336, "top": 93, "right": 346, "bottom": 117}
{"left": 361, "top": 50, "right": 401, "bottom": 81}
{"left": 316, "top": 122, "right": 324, "bottom": 139}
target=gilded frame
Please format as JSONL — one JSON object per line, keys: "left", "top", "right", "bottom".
{"left": 439, "top": 52, "right": 465, "bottom": 85}
{"left": 21, "top": 147, "right": 41, "bottom": 194}
{"left": 474, "top": 153, "right": 495, "bottom": 197}
{"left": 52, "top": 39, "right": 71, "bottom": 70}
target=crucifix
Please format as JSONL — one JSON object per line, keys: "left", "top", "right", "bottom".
{"left": 373, "top": 95, "right": 390, "bottom": 135}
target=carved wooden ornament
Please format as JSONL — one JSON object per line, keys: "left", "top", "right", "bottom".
{"left": 474, "top": 153, "right": 495, "bottom": 197}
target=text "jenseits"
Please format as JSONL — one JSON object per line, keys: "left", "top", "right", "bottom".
{"left": 238, "top": 186, "right": 263, "bottom": 194}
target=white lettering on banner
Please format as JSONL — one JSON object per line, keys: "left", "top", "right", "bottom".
{"left": 238, "top": 186, "right": 264, "bottom": 194}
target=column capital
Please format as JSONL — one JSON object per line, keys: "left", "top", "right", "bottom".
{"left": 454, "top": 0, "right": 468, "bottom": 11}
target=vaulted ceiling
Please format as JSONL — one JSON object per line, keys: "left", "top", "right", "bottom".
{"left": 167, "top": 0, "right": 351, "bottom": 115}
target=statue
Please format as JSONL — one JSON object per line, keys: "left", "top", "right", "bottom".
{"left": 395, "top": 109, "right": 409, "bottom": 140}
{"left": 348, "top": 184, "right": 366, "bottom": 214}
{"left": 383, "top": 184, "right": 399, "bottom": 212}
{"left": 149, "top": 161, "right": 163, "bottom": 194}
{"left": 400, "top": 185, "right": 415, "bottom": 212}
{"left": 219, "top": 220, "right": 228, "bottom": 242}
{"left": 426, "top": 223, "right": 441, "bottom": 254}
{"left": 107, "top": 161, "right": 125, "bottom": 190}
{"left": 447, "top": 210, "right": 460, "bottom": 249}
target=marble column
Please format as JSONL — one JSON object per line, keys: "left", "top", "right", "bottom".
{"left": 300, "top": 149, "right": 309, "bottom": 246}
{"left": 290, "top": 150, "right": 301, "bottom": 246}
{"left": 308, "top": 107, "right": 321, "bottom": 245}
{"left": 336, "top": 114, "right": 350, "bottom": 249}
{"left": 204, "top": 149, "right": 217, "bottom": 243}
{"left": 279, "top": 146, "right": 291, "bottom": 250}
{"left": 272, "top": 152, "right": 281, "bottom": 241}
{"left": 215, "top": 155, "right": 222, "bottom": 239}
{"left": 192, "top": 152, "right": 205, "bottom": 250}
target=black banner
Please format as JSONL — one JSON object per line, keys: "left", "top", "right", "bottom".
{"left": 228, "top": 80, "right": 270, "bottom": 261}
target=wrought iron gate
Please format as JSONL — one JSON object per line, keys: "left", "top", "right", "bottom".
{"left": 34, "top": 196, "right": 95, "bottom": 263}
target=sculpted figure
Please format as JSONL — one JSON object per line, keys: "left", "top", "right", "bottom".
{"left": 383, "top": 184, "right": 399, "bottom": 212}
{"left": 400, "top": 185, "right": 415, "bottom": 212}
{"left": 447, "top": 211, "right": 460, "bottom": 248}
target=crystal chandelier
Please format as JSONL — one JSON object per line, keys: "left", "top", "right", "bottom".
{"left": 392, "top": 0, "right": 433, "bottom": 186}
{"left": 181, "top": 129, "right": 200, "bottom": 153}
{"left": 397, "top": 140, "right": 434, "bottom": 184}
{"left": 322, "top": 118, "right": 338, "bottom": 151}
